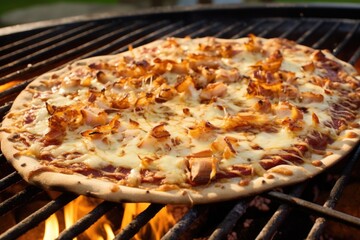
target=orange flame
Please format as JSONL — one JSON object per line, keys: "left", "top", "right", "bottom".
{"left": 120, "top": 203, "right": 176, "bottom": 240}
{"left": 42, "top": 196, "right": 178, "bottom": 240}
{"left": 43, "top": 213, "right": 59, "bottom": 240}
{"left": 0, "top": 81, "right": 22, "bottom": 92}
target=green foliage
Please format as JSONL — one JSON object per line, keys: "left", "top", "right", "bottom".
{"left": 0, "top": 0, "right": 118, "bottom": 16}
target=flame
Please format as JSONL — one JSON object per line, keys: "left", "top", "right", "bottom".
{"left": 120, "top": 203, "right": 177, "bottom": 240}
{"left": 42, "top": 195, "right": 178, "bottom": 240}
{"left": 64, "top": 199, "right": 79, "bottom": 240}
{"left": 43, "top": 213, "right": 59, "bottom": 240}
{"left": 0, "top": 81, "right": 22, "bottom": 92}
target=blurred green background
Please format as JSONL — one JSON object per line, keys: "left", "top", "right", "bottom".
{"left": 1, "top": 0, "right": 359, "bottom": 26}
{"left": 0, "top": 0, "right": 117, "bottom": 16}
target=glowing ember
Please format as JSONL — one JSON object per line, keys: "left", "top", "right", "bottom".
{"left": 0, "top": 81, "right": 22, "bottom": 92}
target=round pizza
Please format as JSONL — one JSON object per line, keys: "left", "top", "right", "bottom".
{"left": 1, "top": 35, "right": 359, "bottom": 204}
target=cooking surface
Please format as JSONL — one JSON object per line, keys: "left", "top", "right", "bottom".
{"left": 0, "top": 4, "right": 360, "bottom": 239}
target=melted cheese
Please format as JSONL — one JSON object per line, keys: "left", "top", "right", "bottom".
{"left": 9, "top": 36, "right": 359, "bottom": 188}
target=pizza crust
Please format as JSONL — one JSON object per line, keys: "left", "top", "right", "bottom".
{"left": 1, "top": 36, "right": 360, "bottom": 204}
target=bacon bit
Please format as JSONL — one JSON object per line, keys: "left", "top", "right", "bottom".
{"left": 164, "top": 38, "right": 180, "bottom": 48}
{"left": 129, "top": 119, "right": 139, "bottom": 128}
{"left": 171, "top": 137, "right": 182, "bottom": 146}
{"left": 80, "top": 76, "right": 92, "bottom": 87}
{"left": 244, "top": 34, "right": 262, "bottom": 52}
{"left": 215, "top": 68, "right": 240, "bottom": 83}
{"left": 250, "top": 143, "right": 263, "bottom": 150}
{"left": 239, "top": 179, "right": 250, "bottom": 186}
{"left": 81, "top": 108, "right": 108, "bottom": 127}
{"left": 81, "top": 114, "right": 120, "bottom": 139}
{"left": 312, "top": 112, "right": 320, "bottom": 125}
{"left": 253, "top": 99, "right": 272, "bottom": 113}
{"left": 210, "top": 137, "right": 227, "bottom": 156}
{"left": 346, "top": 131, "right": 358, "bottom": 138}
{"left": 302, "top": 62, "right": 315, "bottom": 72}
{"left": 262, "top": 50, "right": 283, "bottom": 72}
{"left": 223, "top": 147, "right": 236, "bottom": 160}
{"left": 269, "top": 167, "right": 293, "bottom": 176}
{"left": 183, "top": 108, "right": 191, "bottom": 116}
{"left": 45, "top": 102, "right": 56, "bottom": 115}
{"left": 200, "top": 82, "right": 227, "bottom": 100}
{"left": 112, "top": 94, "right": 131, "bottom": 109}
{"left": 224, "top": 113, "right": 277, "bottom": 132}
{"left": 247, "top": 80, "right": 282, "bottom": 98}
{"left": 150, "top": 124, "right": 170, "bottom": 139}
{"left": 311, "top": 160, "right": 323, "bottom": 167}
{"left": 189, "top": 121, "right": 218, "bottom": 139}
{"left": 305, "top": 131, "right": 334, "bottom": 150}
{"left": 188, "top": 150, "right": 213, "bottom": 158}
{"left": 222, "top": 136, "right": 237, "bottom": 159}
{"left": 96, "top": 71, "right": 109, "bottom": 83}
{"left": 43, "top": 104, "right": 85, "bottom": 145}
{"left": 300, "top": 92, "right": 324, "bottom": 103}
{"left": 175, "top": 75, "right": 195, "bottom": 93}
{"left": 188, "top": 157, "right": 215, "bottom": 185}
{"left": 155, "top": 87, "right": 176, "bottom": 103}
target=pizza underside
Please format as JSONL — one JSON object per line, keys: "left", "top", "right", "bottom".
{"left": 1, "top": 36, "right": 360, "bottom": 204}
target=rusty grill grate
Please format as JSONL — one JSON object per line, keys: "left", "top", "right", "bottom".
{"left": 1, "top": 4, "right": 360, "bottom": 240}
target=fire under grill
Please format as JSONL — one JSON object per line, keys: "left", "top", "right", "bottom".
{"left": 1, "top": 4, "right": 360, "bottom": 240}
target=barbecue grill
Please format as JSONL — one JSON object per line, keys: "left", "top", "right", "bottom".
{"left": 1, "top": 3, "right": 360, "bottom": 240}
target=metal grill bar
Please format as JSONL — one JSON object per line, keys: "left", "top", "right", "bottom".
{"left": 257, "top": 20, "right": 284, "bottom": 38}
{"left": 80, "top": 20, "right": 161, "bottom": 57}
{"left": 0, "top": 79, "right": 32, "bottom": 100}
{"left": 312, "top": 22, "right": 340, "bottom": 49}
{"left": 208, "top": 200, "right": 248, "bottom": 240}
{"left": 0, "top": 172, "right": 22, "bottom": 192}
{"left": 0, "top": 23, "right": 115, "bottom": 77}
{"left": 113, "top": 21, "right": 184, "bottom": 54}
{"left": 161, "top": 205, "right": 207, "bottom": 240}
{"left": 167, "top": 20, "right": 206, "bottom": 38}
{"left": 0, "top": 193, "right": 77, "bottom": 240}
{"left": 296, "top": 20, "right": 323, "bottom": 44}
{"left": 232, "top": 19, "right": 266, "bottom": 38}
{"left": 0, "top": 22, "right": 97, "bottom": 66}
{"left": 57, "top": 201, "right": 118, "bottom": 240}
{"left": 307, "top": 145, "right": 360, "bottom": 239}
{"left": 279, "top": 20, "right": 302, "bottom": 39}
{"left": 332, "top": 22, "right": 360, "bottom": 56}
{"left": 266, "top": 191, "right": 360, "bottom": 229}
{"left": 0, "top": 27, "right": 62, "bottom": 54}
{"left": 0, "top": 20, "right": 166, "bottom": 85}
{"left": 114, "top": 204, "right": 164, "bottom": 240}
{"left": 349, "top": 45, "right": 360, "bottom": 65}
{"left": 256, "top": 183, "right": 307, "bottom": 240}
{"left": 0, "top": 186, "right": 43, "bottom": 216}
{"left": 0, "top": 101, "right": 13, "bottom": 116}
{"left": 189, "top": 22, "right": 223, "bottom": 38}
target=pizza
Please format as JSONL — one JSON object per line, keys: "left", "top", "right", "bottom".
{"left": 1, "top": 35, "right": 360, "bottom": 204}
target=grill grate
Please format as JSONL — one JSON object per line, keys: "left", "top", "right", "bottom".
{"left": 0, "top": 4, "right": 360, "bottom": 239}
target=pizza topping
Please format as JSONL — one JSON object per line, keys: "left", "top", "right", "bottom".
{"left": 188, "top": 157, "right": 215, "bottom": 185}
{"left": 3, "top": 36, "right": 360, "bottom": 193}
